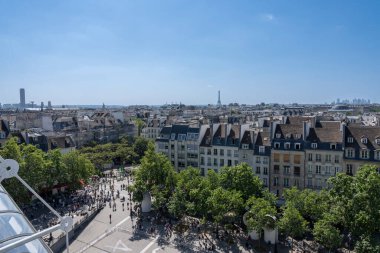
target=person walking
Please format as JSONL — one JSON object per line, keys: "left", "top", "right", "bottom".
{"left": 109, "top": 214, "right": 112, "bottom": 224}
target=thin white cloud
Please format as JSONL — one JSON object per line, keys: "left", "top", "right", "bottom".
{"left": 260, "top": 13, "right": 276, "bottom": 22}
{"left": 207, "top": 84, "right": 214, "bottom": 88}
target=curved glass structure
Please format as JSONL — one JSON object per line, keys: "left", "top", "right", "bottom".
{"left": 0, "top": 184, "right": 52, "bottom": 253}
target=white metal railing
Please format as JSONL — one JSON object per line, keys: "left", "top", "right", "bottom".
{"left": 0, "top": 156, "right": 73, "bottom": 253}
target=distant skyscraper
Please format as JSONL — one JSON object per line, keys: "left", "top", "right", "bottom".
{"left": 20, "top": 88, "right": 25, "bottom": 108}
{"left": 217, "top": 90, "right": 221, "bottom": 107}
{"left": 47, "top": 101, "right": 52, "bottom": 109}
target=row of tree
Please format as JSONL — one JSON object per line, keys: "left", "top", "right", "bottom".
{"left": 78, "top": 136, "right": 149, "bottom": 169}
{"left": 0, "top": 138, "right": 96, "bottom": 203}
{"left": 130, "top": 143, "right": 380, "bottom": 253}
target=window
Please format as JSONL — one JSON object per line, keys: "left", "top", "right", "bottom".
{"left": 242, "top": 144, "right": 249, "bottom": 150}
{"left": 334, "top": 155, "right": 340, "bottom": 163}
{"left": 200, "top": 148, "right": 205, "bottom": 154}
{"left": 178, "top": 134, "right": 186, "bottom": 141}
{"left": 346, "top": 164, "right": 353, "bottom": 175}
{"left": 294, "top": 155, "right": 301, "bottom": 164}
{"left": 259, "top": 146, "right": 265, "bottom": 154}
{"left": 361, "top": 137, "right": 367, "bottom": 144}
{"left": 331, "top": 144, "right": 336, "bottom": 150}
{"left": 274, "top": 142, "right": 280, "bottom": 149}
{"left": 274, "top": 177, "right": 279, "bottom": 186}
{"left": 207, "top": 157, "right": 211, "bottom": 166}
{"left": 276, "top": 133, "right": 281, "bottom": 139}
{"left": 316, "top": 179, "right": 322, "bottom": 189}
{"left": 375, "top": 151, "right": 380, "bottom": 160}
{"left": 346, "top": 149, "right": 354, "bottom": 158}
{"left": 207, "top": 149, "right": 211, "bottom": 155}
{"left": 263, "top": 167, "right": 268, "bottom": 175}
{"left": 283, "top": 154, "right": 290, "bottom": 163}
{"left": 274, "top": 165, "right": 280, "bottom": 174}
{"left": 347, "top": 137, "right": 354, "bottom": 143}
{"left": 263, "top": 157, "right": 269, "bottom": 164}
{"left": 256, "top": 166, "right": 261, "bottom": 174}
{"left": 234, "top": 150, "right": 239, "bottom": 157}
{"left": 311, "top": 143, "right": 318, "bottom": 149}
{"left": 242, "top": 154, "right": 247, "bottom": 159}
{"left": 376, "top": 138, "right": 380, "bottom": 145}
{"left": 213, "top": 149, "right": 218, "bottom": 155}
{"left": 220, "top": 149, "right": 224, "bottom": 156}
{"left": 220, "top": 159, "right": 224, "bottom": 166}
{"left": 335, "top": 167, "right": 341, "bottom": 174}
{"left": 284, "top": 178, "right": 289, "bottom": 187}
{"left": 307, "top": 178, "right": 313, "bottom": 188}
{"left": 294, "top": 179, "right": 300, "bottom": 187}
{"left": 200, "top": 157, "right": 205, "bottom": 166}
{"left": 316, "top": 154, "right": 321, "bottom": 162}
{"left": 263, "top": 178, "right": 268, "bottom": 186}
{"left": 308, "top": 165, "right": 313, "bottom": 173}
{"left": 228, "top": 160, "right": 232, "bottom": 166}
{"left": 316, "top": 165, "right": 321, "bottom": 174}
{"left": 308, "top": 153, "right": 313, "bottom": 161}
{"left": 285, "top": 142, "right": 291, "bottom": 149}
{"left": 295, "top": 134, "right": 300, "bottom": 139}
{"left": 295, "top": 143, "right": 301, "bottom": 150}
{"left": 227, "top": 150, "right": 231, "bottom": 157}
{"left": 361, "top": 150, "right": 369, "bottom": 159}
{"left": 294, "top": 166, "right": 300, "bottom": 176}
{"left": 256, "top": 156, "right": 261, "bottom": 163}
{"left": 325, "top": 154, "right": 331, "bottom": 162}
{"left": 214, "top": 158, "right": 218, "bottom": 166}
{"left": 325, "top": 166, "right": 332, "bottom": 175}
{"left": 234, "top": 160, "right": 239, "bottom": 166}
{"left": 171, "top": 133, "right": 176, "bottom": 140}
{"left": 274, "top": 153, "right": 280, "bottom": 162}
{"left": 284, "top": 166, "right": 291, "bottom": 174}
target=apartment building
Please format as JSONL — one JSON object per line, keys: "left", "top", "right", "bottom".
{"left": 154, "top": 117, "right": 380, "bottom": 194}
{"left": 270, "top": 121, "right": 307, "bottom": 196}
{"left": 305, "top": 121, "right": 344, "bottom": 190}
{"left": 141, "top": 118, "right": 165, "bottom": 140}
{"left": 343, "top": 125, "right": 380, "bottom": 175}
{"left": 199, "top": 124, "right": 249, "bottom": 175}
{"left": 156, "top": 124, "right": 201, "bottom": 172}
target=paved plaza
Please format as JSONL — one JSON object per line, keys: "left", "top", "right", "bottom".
{"left": 63, "top": 172, "right": 253, "bottom": 253}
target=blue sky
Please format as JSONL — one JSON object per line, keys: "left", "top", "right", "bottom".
{"left": 0, "top": 0, "right": 379, "bottom": 105}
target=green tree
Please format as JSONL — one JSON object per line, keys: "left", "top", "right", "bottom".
{"left": 246, "top": 196, "right": 277, "bottom": 241}
{"left": 207, "top": 187, "right": 244, "bottom": 227}
{"left": 62, "top": 151, "right": 95, "bottom": 189}
{"left": 278, "top": 204, "right": 308, "bottom": 250}
{"left": 354, "top": 235, "right": 380, "bottom": 253}
{"left": 0, "top": 137, "right": 22, "bottom": 162}
{"left": 135, "top": 118, "right": 145, "bottom": 136}
{"left": 129, "top": 142, "right": 176, "bottom": 210}
{"left": 328, "top": 165, "right": 380, "bottom": 237}
{"left": 313, "top": 215, "right": 342, "bottom": 252}
{"left": 219, "top": 163, "right": 263, "bottom": 201}
{"left": 168, "top": 167, "right": 212, "bottom": 218}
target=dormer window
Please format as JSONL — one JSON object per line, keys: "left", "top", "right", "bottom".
{"left": 171, "top": 133, "right": 176, "bottom": 140}
{"left": 347, "top": 137, "right": 354, "bottom": 143}
{"left": 376, "top": 138, "right": 380, "bottom": 145}
{"left": 295, "top": 134, "right": 300, "bottom": 139}
{"left": 285, "top": 142, "right": 291, "bottom": 149}
{"left": 274, "top": 142, "right": 280, "bottom": 149}
{"left": 276, "top": 133, "right": 281, "bottom": 139}
{"left": 331, "top": 144, "right": 336, "bottom": 150}
{"left": 361, "top": 137, "right": 367, "bottom": 144}
{"left": 242, "top": 144, "right": 249, "bottom": 150}
{"left": 259, "top": 146, "right": 265, "bottom": 154}
{"left": 286, "top": 134, "right": 291, "bottom": 139}
{"left": 311, "top": 143, "right": 317, "bottom": 149}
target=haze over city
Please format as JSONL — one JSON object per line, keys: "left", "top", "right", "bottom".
{"left": 1, "top": 0, "right": 379, "bottom": 105}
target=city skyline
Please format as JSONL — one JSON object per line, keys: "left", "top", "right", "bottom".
{"left": 1, "top": 1, "right": 380, "bottom": 105}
